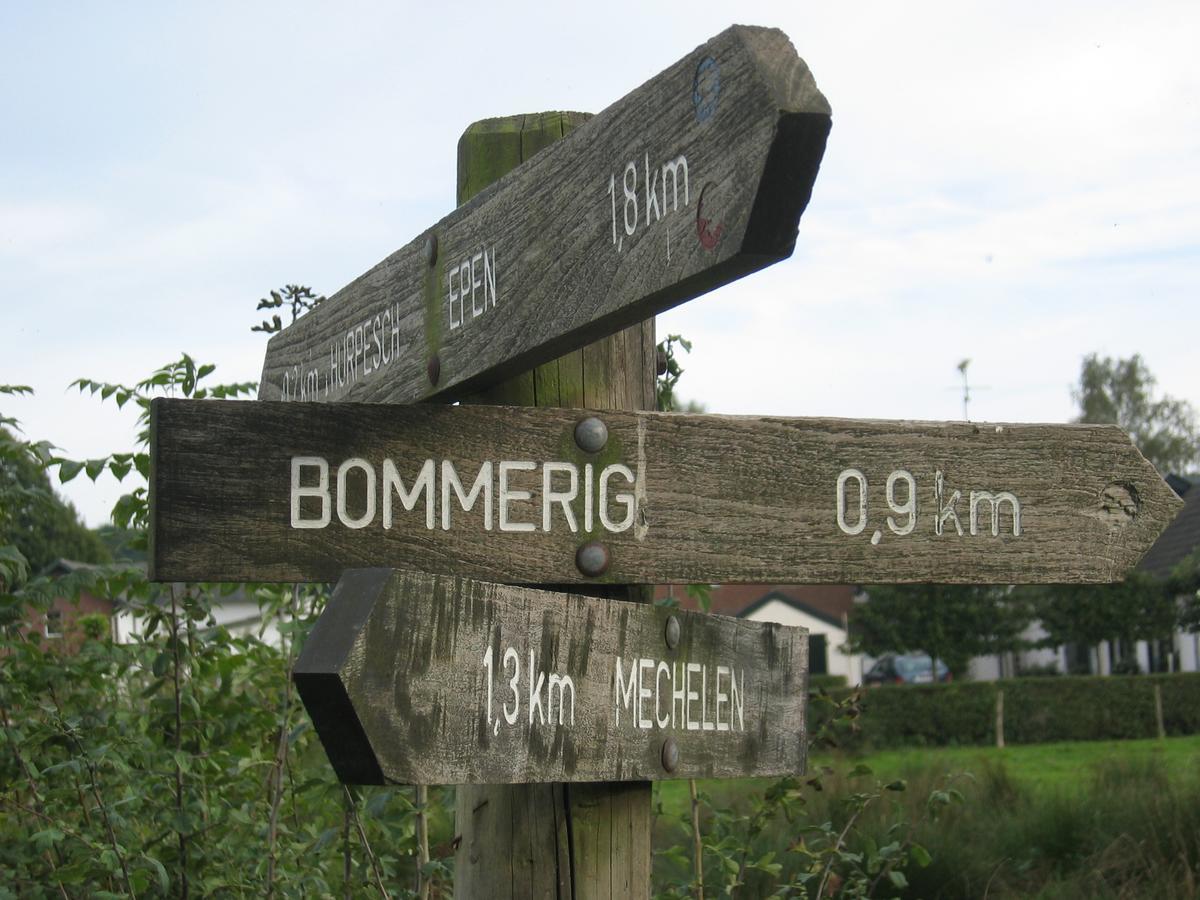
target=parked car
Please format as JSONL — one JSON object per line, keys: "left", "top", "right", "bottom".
{"left": 863, "top": 653, "right": 951, "bottom": 686}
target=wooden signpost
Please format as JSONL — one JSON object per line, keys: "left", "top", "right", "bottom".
{"left": 293, "top": 567, "right": 808, "bottom": 785}
{"left": 149, "top": 399, "right": 1181, "bottom": 586}
{"left": 145, "top": 22, "right": 1184, "bottom": 899}
{"left": 256, "top": 25, "right": 829, "bottom": 406}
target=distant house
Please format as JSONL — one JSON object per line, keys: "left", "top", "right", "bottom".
{"left": 110, "top": 583, "right": 289, "bottom": 647}
{"left": 656, "top": 584, "right": 863, "bottom": 684}
{"left": 31, "top": 559, "right": 289, "bottom": 648}
{"left": 972, "top": 475, "right": 1200, "bottom": 678}
{"left": 25, "top": 559, "right": 119, "bottom": 649}
{"left": 1134, "top": 474, "right": 1200, "bottom": 674}
{"left": 1138, "top": 475, "right": 1200, "bottom": 582}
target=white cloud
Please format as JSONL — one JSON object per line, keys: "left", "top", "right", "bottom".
{"left": 2, "top": 0, "right": 1197, "bottom": 528}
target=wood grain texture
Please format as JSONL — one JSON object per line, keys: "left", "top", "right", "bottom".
{"left": 450, "top": 110, "right": 655, "bottom": 900}
{"left": 150, "top": 400, "right": 1182, "bottom": 585}
{"left": 257, "top": 25, "right": 830, "bottom": 406}
{"left": 293, "top": 567, "right": 809, "bottom": 785}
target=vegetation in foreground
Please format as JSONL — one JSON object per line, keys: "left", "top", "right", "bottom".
{"left": 4, "top": 313, "right": 1199, "bottom": 895}
{"left": 654, "top": 735, "right": 1200, "bottom": 898}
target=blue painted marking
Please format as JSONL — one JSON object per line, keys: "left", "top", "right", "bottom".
{"left": 693, "top": 56, "right": 720, "bottom": 123}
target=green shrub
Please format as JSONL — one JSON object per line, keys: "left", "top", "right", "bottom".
{"left": 808, "top": 673, "right": 848, "bottom": 691}
{"left": 817, "top": 673, "right": 1200, "bottom": 750}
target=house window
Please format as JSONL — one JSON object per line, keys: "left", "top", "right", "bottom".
{"left": 44, "top": 608, "right": 63, "bottom": 639}
{"left": 809, "top": 634, "right": 828, "bottom": 675}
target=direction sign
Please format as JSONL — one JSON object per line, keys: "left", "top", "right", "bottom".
{"left": 293, "top": 567, "right": 808, "bottom": 785}
{"left": 149, "top": 398, "right": 1182, "bottom": 585}
{"left": 257, "top": 25, "right": 830, "bottom": 406}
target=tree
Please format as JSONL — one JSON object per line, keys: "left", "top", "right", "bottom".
{"left": 1073, "top": 353, "right": 1199, "bottom": 474}
{"left": 1170, "top": 549, "right": 1200, "bottom": 633}
{"left": 1022, "top": 573, "right": 1177, "bottom": 672}
{"left": 1038, "top": 353, "right": 1200, "bottom": 669}
{"left": 0, "top": 425, "right": 110, "bottom": 574}
{"left": 847, "top": 584, "right": 1032, "bottom": 678}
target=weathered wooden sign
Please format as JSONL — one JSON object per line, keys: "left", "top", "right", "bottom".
{"left": 149, "top": 398, "right": 1182, "bottom": 585}
{"left": 293, "top": 567, "right": 808, "bottom": 785}
{"left": 257, "top": 25, "right": 830, "bottom": 406}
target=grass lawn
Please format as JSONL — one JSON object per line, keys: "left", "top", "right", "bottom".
{"left": 838, "top": 732, "right": 1200, "bottom": 790}
{"left": 653, "top": 734, "right": 1200, "bottom": 897}
{"left": 655, "top": 733, "right": 1200, "bottom": 817}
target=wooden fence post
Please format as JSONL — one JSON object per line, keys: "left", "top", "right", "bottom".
{"left": 995, "top": 688, "right": 1005, "bottom": 750}
{"left": 1154, "top": 683, "right": 1166, "bottom": 740}
{"left": 451, "top": 112, "right": 655, "bottom": 899}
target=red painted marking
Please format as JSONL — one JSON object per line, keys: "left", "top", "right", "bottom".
{"left": 696, "top": 184, "right": 724, "bottom": 251}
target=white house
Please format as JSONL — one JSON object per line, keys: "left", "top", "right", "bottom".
{"left": 657, "top": 583, "right": 864, "bottom": 684}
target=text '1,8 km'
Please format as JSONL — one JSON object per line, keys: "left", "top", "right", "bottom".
{"left": 258, "top": 25, "right": 831, "bottom": 406}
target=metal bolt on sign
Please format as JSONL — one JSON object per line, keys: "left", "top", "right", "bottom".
{"left": 574, "top": 416, "right": 608, "bottom": 454}
{"left": 665, "top": 614, "right": 681, "bottom": 650}
{"left": 575, "top": 540, "right": 610, "bottom": 577}
{"left": 661, "top": 736, "right": 680, "bottom": 774}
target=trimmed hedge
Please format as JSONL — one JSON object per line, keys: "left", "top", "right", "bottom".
{"left": 812, "top": 672, "right": 1200, "bottom": 750}
{"left": 809, "top": 673, "right": 848, "bottom": 691}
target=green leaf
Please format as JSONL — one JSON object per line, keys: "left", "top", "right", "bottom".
{"left": 85, "top": 458, "right": 107, "bottom": 481}
{"left": 848, "top": 763, "right": 873, "bottom": 778}
{"left": 910, "top": 843, "right": 932, "bottom": 868}
{"left": 885, "top": 779, "right": 907, "bottom": 792}
{"left": 31, "top": 828, "right": 65, "bottom": 852}
{"left": 152, "top": 651, "right": 170, "bottom": 678}
{"left": 58, "top": 459, "right": 84, "bottom": 483}
{"left": 889, "top": 870, "right": 909, "bottom": 889}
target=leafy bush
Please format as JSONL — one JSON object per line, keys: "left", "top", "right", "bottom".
{"left": 1, "top": 368, "right": 453, "bottom": 897}
{"left": 817, "top": 674, "right": 1200, "bottom": 751}
{"left": 810, "top": 673, "right": 849, "bottom": 691}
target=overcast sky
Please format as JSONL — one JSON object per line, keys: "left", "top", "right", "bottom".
{"left": 3, "top": 1, "right": 1197, "bottom": 528}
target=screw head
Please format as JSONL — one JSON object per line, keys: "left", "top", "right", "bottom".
{"left": 574, "top": 416, "right": 608, "bottom": 454}
{"left": 575, "top": 541, "right": 610, "bottom": 578}
{"left": 665, "top": 615, "right": 680, "bottom": 650}
{"left": 424, "top": 233, "right": 438, "bottom": 266}
{"left": 426, "top": 353, "right": 441, "bottom": 386}
{"left": 661, "top": 736, "right": 679, "bottom": 774}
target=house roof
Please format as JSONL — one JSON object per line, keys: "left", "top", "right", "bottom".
{"left": 39, "top": 558, "right": 102, "bottom": 576}
{"left": 1138, "top": 480, "right": 1200, "bottom": 579}
{"left": 737, "top": 591, "right": 847, "bottom": 631}
{"left": 1165, "top": 473, "right": 1193, "bottom": 498}
{"left": 655, "top": 583, "right": 855, "bottom": 627}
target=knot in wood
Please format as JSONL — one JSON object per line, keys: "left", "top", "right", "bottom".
{"left": 1100, "top": 482, "right": 1140, "bottom": 527}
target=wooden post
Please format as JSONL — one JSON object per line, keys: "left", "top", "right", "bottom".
{"left": 452, "top": 112, "right": 655, "bottom": 899}
{"left": 1154, "top": 683, "right": 1166, "bottom": 740}
{"left": 416, "top": 784, "right": 430, "bottom": 900}
{"left": 995, "top": 688, "right": 1005, "bottom": 750}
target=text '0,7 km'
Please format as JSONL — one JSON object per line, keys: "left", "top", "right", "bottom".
{"left": 292, "top": 568, "right": 808, "bottom": 785}
{"left": 257, "top": 25, "right": 831, "bottom": 407}
{"left": 148, "top": 400, "right": 1182, "bottom": 586}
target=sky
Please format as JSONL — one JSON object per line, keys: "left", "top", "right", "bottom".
{"left": 2, "top": 1, "right": 1198, "bottom": 528}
